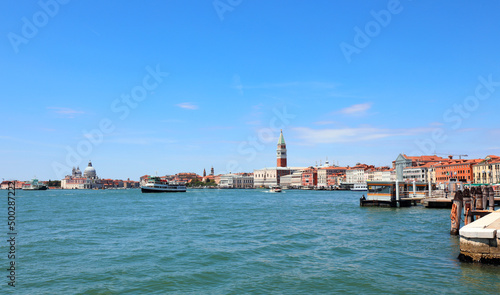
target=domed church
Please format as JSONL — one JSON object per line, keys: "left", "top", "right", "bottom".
{"left": 62, "top": 160, "right": 103, "bottom": 189}
{"left": 83, "top": 161, "right": 97, "bottom": 179}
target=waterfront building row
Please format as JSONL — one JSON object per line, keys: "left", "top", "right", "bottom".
{"left": 397, "top": 154, "right": 500, "bottom": 185}
{"left": 1, "top": 181, "right": 26, "bottom": 189}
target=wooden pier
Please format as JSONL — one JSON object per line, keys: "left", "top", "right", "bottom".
{"left": 422, "top": 198, "right": 452, "bottom": 208}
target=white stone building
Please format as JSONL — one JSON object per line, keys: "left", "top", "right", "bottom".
{"left": 280, "top": 171, "right": 304, "bottom": 189}
{"left": 61, "top": 161, "right": 103, "bottom": 189}
{"left": 317, "top": 166, "right": 347, "bottom": 189}
{"left": 403, "top": 166, "right": 429, "bottom": 182}
{"left": 219, "top": 173, "right": 254, "bottom": 189}
{"left": 345, "top": 164, "right": 372, "bottom": 184}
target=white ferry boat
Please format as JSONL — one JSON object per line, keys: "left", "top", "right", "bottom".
{"left": 23, "top": 178, "right": 48, "bottom": 190}
{"left": 351, "top": 183, "right": 367, "bottom": 191}
{"left": 141, "top": 176, "right": 186, "bottom": 193}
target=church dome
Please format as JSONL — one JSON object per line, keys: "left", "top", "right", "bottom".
{"left": 83, "top": 161, "right": 97, "bottom": 178}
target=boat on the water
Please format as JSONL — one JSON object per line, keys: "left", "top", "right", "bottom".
{"left": 269, "top": 186, "right": 282, "bottom": 193}
{"left": 351, "top": 183, "right": 367, "bottom": 191}
{"left": 23, "top": 178, "right": 48, "bottom": 190}
{"left": 360, "top": 181, "right": 429, "bottom": 207}
{"left": 141, "top": 176, "right": 186, "bottom": 193}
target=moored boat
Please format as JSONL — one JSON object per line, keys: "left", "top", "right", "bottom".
{"left": 141, "top": 176, "right": 186, "bottom": 193}
{"left": 351, "top": 183, "right": 367, "bottom": 191}
{"left": 23, "top": 178, "right": 48, "bottom": 190}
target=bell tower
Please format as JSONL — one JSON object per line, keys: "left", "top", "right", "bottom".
{"left": 277, "top": 130, "right": 287, "bottom": 167}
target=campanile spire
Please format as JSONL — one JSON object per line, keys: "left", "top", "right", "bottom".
{"left": 277, "top": 130, "right": 287, "bottom": 167}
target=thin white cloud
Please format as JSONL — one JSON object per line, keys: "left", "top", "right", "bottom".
{"left": 47, "top": 107, "right": 85, "bottom": 118}
{"left": 339, "top": 103, "right": 372, "bottom": 116}
{"left": 293, "top": 126, "right": 430, "bottom": 144}
{"left": 176, "top": 102, "right": 198, "bottom": 110}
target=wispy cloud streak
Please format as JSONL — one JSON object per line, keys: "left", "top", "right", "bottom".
{"left": 47, "top": 107, "right": 85, "bottom": 118}
{"left": 176, "top": 102, "right": 199, "bottom": 110}
{"left": 293, "top": 126, "right": 432, "bottom": 144}
{"left": 339, "top": 103, "right": 372, "bottom": 116}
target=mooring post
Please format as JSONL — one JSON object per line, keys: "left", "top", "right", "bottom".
{"left": 470, "top": 187, "right": 476, "bottom": 210}
{"left": 450, "top": 190, "right": 463, "bottom": 235}
{"left": 463, "top": 188, "right": 472, "bottom": 225}
{"left": 488, "top": 186, "right": 495, "bottom": 211}
{"left": 482, "top": 186, "right": 488, "bottom": 210}
{"left": 476, "top": 186, "right": 483, "bottom": 211}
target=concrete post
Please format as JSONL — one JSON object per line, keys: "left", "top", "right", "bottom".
{"left": 396, "top": 179, "right": 400, "bottom": 207}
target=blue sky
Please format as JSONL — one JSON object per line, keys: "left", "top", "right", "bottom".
{"left": 2, "top": 0, "right": 500, "bottom": 181}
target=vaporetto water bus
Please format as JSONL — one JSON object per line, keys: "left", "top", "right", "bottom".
{"left": 360, "top": 181, "right": 430, "bottom": 207}
{"left": 141, "top": 176, "right": 186, "bottom": 193}
{"left": 23, "top": 178, "right": 48, "bottom": 190}
{"left": 351, "top": 182, "right": 367, "bottom": 191}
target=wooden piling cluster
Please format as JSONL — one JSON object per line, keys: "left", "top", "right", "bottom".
{"left": 450, "top": 186, "right": 495, "bottom": 235}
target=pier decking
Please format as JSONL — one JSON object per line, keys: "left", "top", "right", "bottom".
{"left": 422, "top": 198, "right": 452, "bottom": 208}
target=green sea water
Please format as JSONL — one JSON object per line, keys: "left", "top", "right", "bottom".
{"left": 2, "top": 189, "right": 500, "bottom": 294}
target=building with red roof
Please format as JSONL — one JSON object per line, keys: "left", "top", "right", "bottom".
{"left": 394, "top": 154, "right": 447, "bottom": 181}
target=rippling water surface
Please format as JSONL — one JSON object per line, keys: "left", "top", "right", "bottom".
{"left": 3, "top": 189, "right": 500, "bottom": 294}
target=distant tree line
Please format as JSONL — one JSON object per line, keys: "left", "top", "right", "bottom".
{"left": 186, "top": 178, "right": 217, "bottom": 187}
{"left": 46, "top": 180, "right": 61, "bottom": 187}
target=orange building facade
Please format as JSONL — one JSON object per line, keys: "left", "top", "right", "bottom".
{"left": 435, "top": 160, "right": 479, "bottom": 183}
{"left": 302, "top": 167, "right": 318, "bottom": 187}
